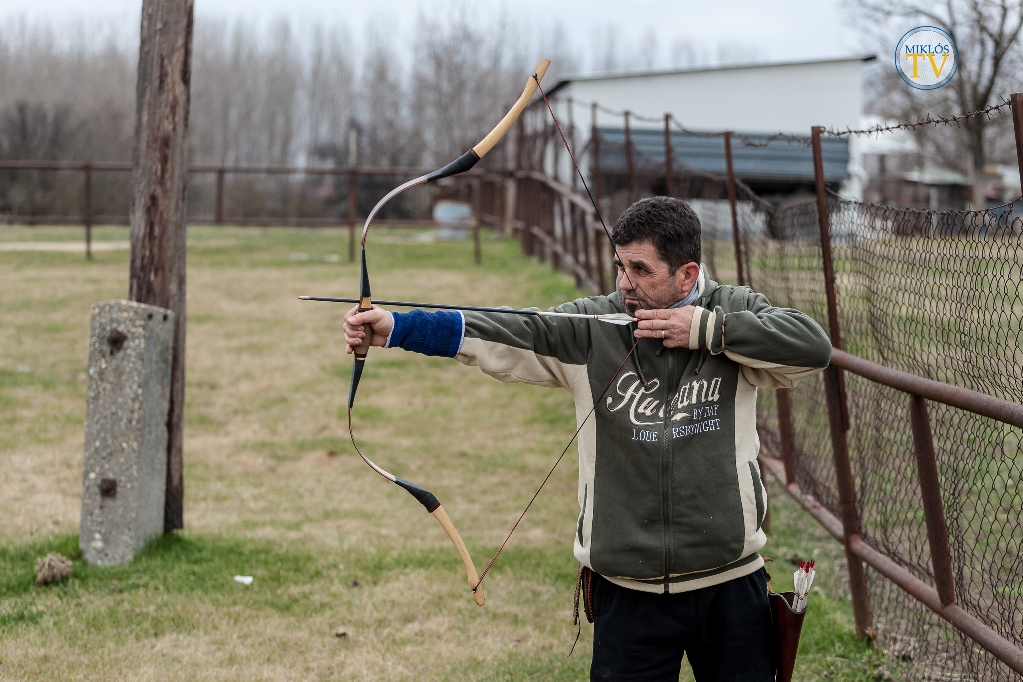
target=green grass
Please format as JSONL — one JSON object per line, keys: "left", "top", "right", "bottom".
{"left": 0, "top": 225, "right": 902, "bottom": 680}
{"left": 0, "top": 487, "right": 902, "bottom": 680}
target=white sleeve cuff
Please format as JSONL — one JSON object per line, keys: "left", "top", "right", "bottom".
{"left": 455, "top": 311, "right": 466, "bottom": 355}
{"left": 688, "top": 307, "right": 706, "bottom": 349}
{"left": 383, "top": 311, "right": 397, "bottom": 348}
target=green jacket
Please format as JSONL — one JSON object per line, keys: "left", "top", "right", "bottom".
{"left": 395, "top": 265, "right": 831, "bottom": 593}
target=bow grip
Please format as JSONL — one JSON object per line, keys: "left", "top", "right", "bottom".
{"left": 352, "top": 295, "right": 373, "bottom": 360}
{"left": 353, "top": 247, "right": 373, "bottom": 361}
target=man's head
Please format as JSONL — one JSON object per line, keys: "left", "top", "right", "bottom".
{"left": 611, "top": 197, "right": 702, "bottom": 315}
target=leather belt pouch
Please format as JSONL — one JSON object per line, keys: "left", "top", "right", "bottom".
{"left": 769, "top": 590, "right": 806, "bottom": 682}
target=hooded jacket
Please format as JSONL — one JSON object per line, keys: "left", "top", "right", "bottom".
{"left": 384, "top": 265, "right": 831, "bottom": 593}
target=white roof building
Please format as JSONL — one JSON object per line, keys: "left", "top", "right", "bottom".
{"left": 548, "top": 56, "right": 874, "bottom": 133}
{"left": 545, "top": 56, "right": 875, "bottom": 199}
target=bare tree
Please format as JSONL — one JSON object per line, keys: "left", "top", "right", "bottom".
{"left": 410, "top": 7, "right": 521, "bottom": 165}
{"left": 670, "top": 38, "right": 708, "bottom": 68}
{"left": 0, "top": 17, "right": 135, "bottom": 162}
{"left": 857, "top": 0, "right": 1023, "bottom": 200}
{"left": 360, "top": 25, "right": 418, "bottom": 167}
{"left": 0, "top": 102, "right": 78, "bottom": 160}
{"left": 637, "top": 29, "right": 660, "bottom": 69}
{"left": 591, "top": 25, "right": 626, "bottom": 72}
{"left": 306, "top": 24, "right": 355, "bottom": 159}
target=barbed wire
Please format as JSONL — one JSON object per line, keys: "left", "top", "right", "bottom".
{"left": 563, "top": 98, "right": 813, "bottom": 148}
{"left": 556, "top": 93, "right": 1015, "bottom": 146}
{"left": 824, "top": 97, "right": 1012, "bottom": 137}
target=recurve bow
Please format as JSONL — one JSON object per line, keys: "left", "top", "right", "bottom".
{"left": 347, "top": 59, "right": 552, "bottom": 606}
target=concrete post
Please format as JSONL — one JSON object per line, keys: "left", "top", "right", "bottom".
{"left": 80, "top": 300, "right": 175, "bottom": 565}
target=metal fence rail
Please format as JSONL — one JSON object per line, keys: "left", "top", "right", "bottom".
{"left": 0, "top": 161, "right": 496, "bottom": 261}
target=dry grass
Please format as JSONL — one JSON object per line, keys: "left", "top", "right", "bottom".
{"left": 0, "top": 226, "right": 894, "bottom": 681}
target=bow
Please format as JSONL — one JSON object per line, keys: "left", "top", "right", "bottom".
{"left": 346, "top": 59, "right": 552, "bottom": 607}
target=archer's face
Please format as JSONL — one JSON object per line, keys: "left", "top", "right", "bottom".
{"left": 613, "top": 240, "right": 699, "bottom": 315}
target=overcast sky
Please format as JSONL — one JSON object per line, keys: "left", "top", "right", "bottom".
{"left": 3, "top": 0, "right": 870, "bottom": 69}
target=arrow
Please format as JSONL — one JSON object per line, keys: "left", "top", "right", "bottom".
{"left": 298, "top": 296, "right": 637, "bottom": 325}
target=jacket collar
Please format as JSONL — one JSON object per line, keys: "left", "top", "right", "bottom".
{"left": 695, "top": 263, "right": 721, "bottom": 307}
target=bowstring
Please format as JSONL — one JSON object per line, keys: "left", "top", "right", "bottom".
{"left": 474, "top": 339, "right": 639, "bottom": 590}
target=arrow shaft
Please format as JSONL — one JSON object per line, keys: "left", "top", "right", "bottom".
{"left": 299, "top": 296, "right": 635, "bottom": 324}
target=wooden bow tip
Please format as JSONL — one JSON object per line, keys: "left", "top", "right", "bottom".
{"left": 431, "top": 504, "right": 485, "bottom": 606}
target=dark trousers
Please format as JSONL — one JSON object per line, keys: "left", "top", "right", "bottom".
{"left": 590, "top": 568, "right": 775, "bottom": 682}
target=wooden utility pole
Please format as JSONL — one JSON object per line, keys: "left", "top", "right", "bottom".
{"left": 128, "top": 0, "right": 195, "bottom": 532}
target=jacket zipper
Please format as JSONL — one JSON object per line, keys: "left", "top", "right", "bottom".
{"left": 661, "top": 347, "right": 674, "bottom": 591}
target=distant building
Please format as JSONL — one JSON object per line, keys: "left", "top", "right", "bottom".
{"left": 545, "top": 56, "right": 875, "bottom": 202}
{"left": 855, "top": 115, "right": 985, "bottom": 211}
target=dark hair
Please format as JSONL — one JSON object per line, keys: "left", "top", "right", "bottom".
{"left": 610, "top": 197, "right": 701, "bottom": 273}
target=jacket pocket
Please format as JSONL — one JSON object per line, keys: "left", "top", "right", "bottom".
{"left": 749, "top": 461, "right": 765, "bottom": 530}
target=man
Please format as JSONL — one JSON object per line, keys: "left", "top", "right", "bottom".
{"left": 344, "top": 197, "right": 831, "bottom": 681}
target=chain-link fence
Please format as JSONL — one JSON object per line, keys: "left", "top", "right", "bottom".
{"left": 748, "top": 194, "right": 1023, "bottom": 680}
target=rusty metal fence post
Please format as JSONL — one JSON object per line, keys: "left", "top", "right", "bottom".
{"left": 347, "top": 170, "right": 357, "bottom": 263}
{"left": 1011, "top": 93, "right": 1023, "bottom": 175}
{"left": 590, "top": 104, "right": 610, "bottom": 292}
{"left": 909, "top": 395, "right": 956, "bottom": 607}
{"left": 590, "top": 212, "right": 607, "bottom": 293}
{"left": 472, "top": 177, "right": 482, "bottom": 265}
{"left": 214, "top": 167, "right": 225, "bottom": 225}
{"left": 591, "top": 103, "right": 603, "bottom": 209}
{"left": 664, "top": 114, "right": 674, "bottom": 197}
{"left": 624, "top": 110, "right": 635, "bottom": 204}
{"left": 83, "top": 163, "right": 93, "bottom": 260}
{"left": 523, "top": 187, "right": 534, "bottom": 257}
{"left": 723, "top": 132, "right": 744, "bottom": 286}
{"left": 580, "top": 206, "right": 593, "bottom": 285}
{"left": 812, "top": 125, "right": 873, "bottom": 639}
{"left": 546, "top": 186, "right": 557, "bottom": 269}
{"left": 517, "top": 115, "right": 526, "bottom": 173}
{"left": 776, "top": 388, "right": 797, "bottom": 484}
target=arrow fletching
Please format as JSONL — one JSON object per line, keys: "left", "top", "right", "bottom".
{"left": 594, "top": 313, "right": 638, "bottom": 325}
{"left": 537, "top": 311, "right": 637, "bottom": 325}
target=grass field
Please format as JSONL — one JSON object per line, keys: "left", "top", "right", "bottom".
{"left": 0, "top": 226, "right": 905, "bottom": 680}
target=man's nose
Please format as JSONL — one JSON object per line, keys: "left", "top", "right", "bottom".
{"left": 618, "top": 271, "right": 634, "bottom": 291}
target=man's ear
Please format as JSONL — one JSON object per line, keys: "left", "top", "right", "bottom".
{"left": 676, "top": 262, "right": 700, "bottom": 295}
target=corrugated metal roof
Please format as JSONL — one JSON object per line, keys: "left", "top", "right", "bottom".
{"left": 596, "top": 128, "right": 849, "bottom": 184}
